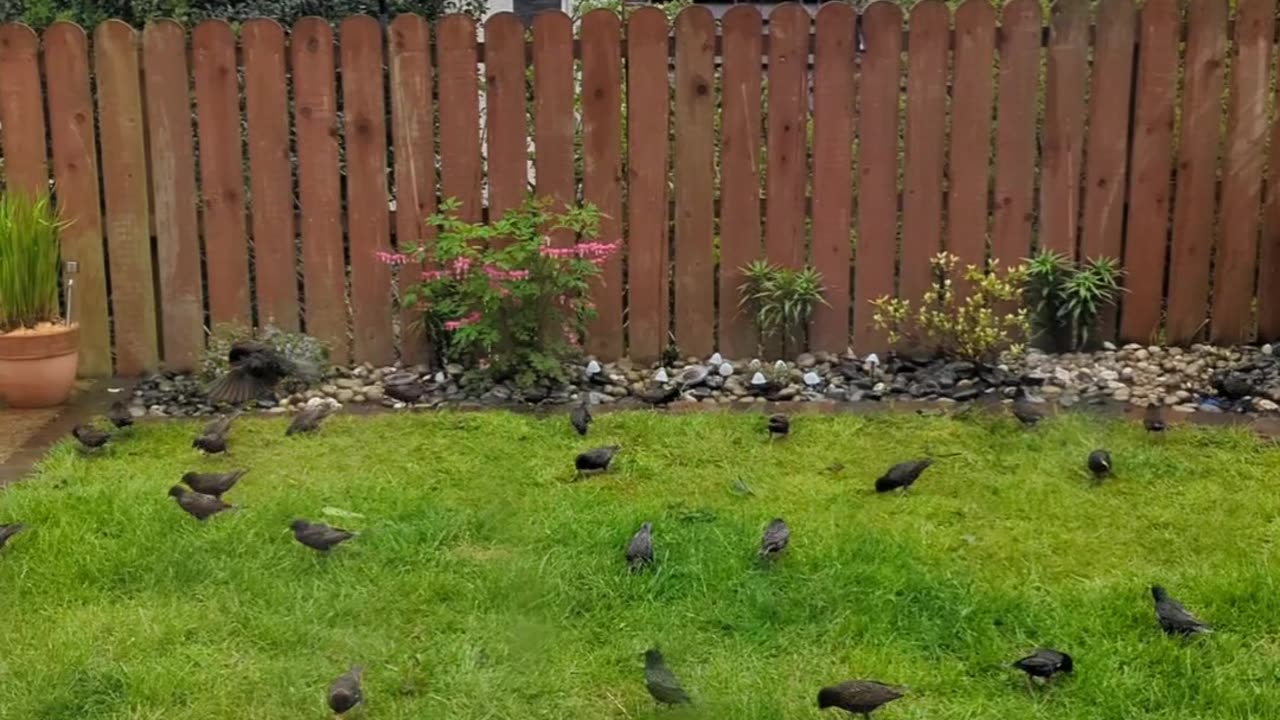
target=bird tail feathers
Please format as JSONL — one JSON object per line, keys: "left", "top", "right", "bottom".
{"left": 206, "top": 369, "right": 268, "bottom": 405}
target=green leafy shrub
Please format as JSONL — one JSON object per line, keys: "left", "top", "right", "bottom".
{"left": 871, "top": 252, "right": 1029, "bottom": 365}
{"left": 385, "top": 197, "right": 614, "bottom": 389}
{"left": 2, "top": 0, "right": 483, "bottom": 29}
{"left": 1025, "top": 249, "right": 1125, "bottom": 351}
{"left": 737, "top": 260, "right": 828, "bottom": 358}
{"left": 0, "top": 192, "right": 67, "bottom": 333}
{"left": 200, "top": 323, "right": 329, "bottom": 389}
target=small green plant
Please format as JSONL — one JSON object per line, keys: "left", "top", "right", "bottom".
{"left": 201, "top": 323, "right": 330, "bottom": 389}
{"left": 1025, "top": 249, "right": 1125, "bottom": 351}
{"left": 737, "top": 260, "right": 828, "bottom": 358}
{"left": 871, "top": 252, "right": 1030, "bottom": 365}
{"left": 386, "top": 196, "right": 614, "bottom": 389}
{"left": 0, "top": 192, "right": 67, "bottom": 333}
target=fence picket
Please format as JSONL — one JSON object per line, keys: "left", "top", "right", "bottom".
{"left": 0, "top": 24, "right": 48, "bottom": 196}
{"left": 947, "top": 0, "right": 996, "bottom": 279}
{"left": 581, "top": 10, "right": 624, "bottom": 359}
{"left": 438, "top": 15, "right": 482, "bottom": 222}
{"left": 992, "top": 0, "right": 1041, "bottom": 269}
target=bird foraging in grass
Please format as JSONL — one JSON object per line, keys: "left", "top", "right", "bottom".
{"left": 1152, "top": 585, "right": 1213, "bottom": 636}
{"left": 817, "top": 679, "right": 905, "bottom": 718}
{"left": 575, "top": 445, "right": 620, "bottom": 476}
{"left": 328, "top": 666, "right": 364, "bottom": 715}
{"left": 384, "top": 380, "right": 426, "bottom": 404}
{"left": 193, "top": 413, "right": 238, "bottom": 455}
{"left": 767, "top": 413, "right": 790, "bottom": 440}
{"left": 570, "top": 400, "right": 592, "bottom": 436}
{"left": 644, "top": 649, "right": 692, "bottom": 706}
{"left": 71, "top": 424, "right": 110, "bottom": 451}
{"left": 0, "top": 523, "right": 27, "bottom": 552}
{"left": 106, "top": 400, "right": 134, "bottom": 429}
{"left": 286, "top": 404, "right": 335, "bottom": 436}
{"left": 1144, "top": 403, "right": 1167, "bottom": 433}
{"left": 875, "top": 459, "right": 933, "bottom": 493}
{"left": 291, "top": 519, "right": 357, "bottom": 552}
{"left": 1087, "top": 449, "right": 1112, "bottom": 480}
{"left": 759, "top": 517, "right": 790, "bottom": 560}
{"left": 206, "top": 341, "right": 315, "bottom": 405}
{"left": 626, "top": 522, "right": 654, "bottom": 572}
{"left": 180, "top": 469, "right": 248, "bottom": 498}
{"left": 168, "top": 485, "right": 235, "bottom": 521}
{"left": 1012, "top": 648, "right": 1074, "bottom": 691}
{"left": 1011, "top": 391, "right": 1048, "bottom": 427}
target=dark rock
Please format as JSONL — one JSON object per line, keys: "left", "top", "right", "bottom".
{"left": 950, "top": 387, "right": 980, "bottom": 402}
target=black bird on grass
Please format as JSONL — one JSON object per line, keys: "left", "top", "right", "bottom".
{"left": 1012, "top": 648, "right": 1074, "bottom": 690}
{"left": 1144, "top": 403, "right": 1167, "bottom": 433}
{"left": 206, "top": 341, "right": 313, "bottom": 405}
{"left": 875, "top": 459, "right": 933, "bottom": 493}
{"left": 286, "top": 404, "right": 335, "bottom": 436}
{"left": 0, "top": 523, "right": 27, "bottom": 552}
{"left": 1012, "top": 392, "right": 1048, "bottom": 427}
{"left": 1152, "top": 585, "right": 1213, "bottom": 636}
{"left": 384, "top": 381, "right": 426, "bottom": 404}
{"left": 767, "top": 413, "right": 790, "bottom": 440}
{"left": 626, "top": 522, "right": 654, "bottom": 572}
{"left": 181, "top": 469, "right": 248, "bottom": 498}
{"left": 759, "top": 517, "right": 790, "bottom": 560}
{"left": 328, "top": 666, "right": 364, "bottom": 715}
{"left": 575, "top": 445, "right": 620, "bottom": 475}
{"left": 1087, "top": 449, "right": 1112, "bottom": 480}
{"left": 106, "top": 400, "right": 134, "bottom": 429}
{"left": 817, "top": 680, "right": 906, "bottom": 718}
{"left": 168, "top": 485, "right": 235, "bottom": 521}
{"left": 72, "top": 424, "right": 110, "bottom": 451}
{"left": 644, "top": 649, "right": 692, "bottom": 706}
{"left": 570, "top": 400, "right": 592, "bottom": 436}
{"left": 291, "top": 519, "right": 357, "bottom": 552}
{"left": 193, "top": 413, "right": 238, "bottom": 454}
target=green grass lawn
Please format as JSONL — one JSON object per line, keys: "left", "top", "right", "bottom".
{"left": 2, "top": 408, "right": 1280, "bottom": 719}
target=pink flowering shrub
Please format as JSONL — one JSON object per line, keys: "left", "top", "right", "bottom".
{"left": 383, "top": 197, "right": 615, "bottom": 386}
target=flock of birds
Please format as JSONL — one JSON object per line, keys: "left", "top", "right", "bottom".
{"left": 2, "top": 341, "right": 1208, "bottom": 716}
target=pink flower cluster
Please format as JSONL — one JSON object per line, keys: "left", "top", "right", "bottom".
{"left": 443, "top": 311, "right": 482, "bottom": 331}
{"left": 419, "top": 257, "right": 475, "bottom": 282}
{"left": 482, "top": 265, "right": 530, "bottom": 281}
{"left": 375, "top": 251, "right": 412, "bottom": 266}
{"left": 538, "top": 240, "right": 621, "bottom": 265}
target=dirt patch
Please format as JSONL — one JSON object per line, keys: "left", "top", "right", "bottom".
{"left": 0, "top": 408, "right": 60, "bottom": 464}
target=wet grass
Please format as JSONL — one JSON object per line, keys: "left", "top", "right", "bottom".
{"left": 1, "top": 408, "right": 1279, "bottom": 719}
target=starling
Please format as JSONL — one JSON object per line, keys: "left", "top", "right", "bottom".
{"left": 193, "top": 413, "right": 238, "bottom": 454}
{"left": 168, "top": 485, "right": 235, "bottom": 521}
{"left": 0, "top": 523, "right": 26, "bottom": 551}
{"left": 626, "top": 522, "right": 654, "bottom": 572}
{"left": 1152, "top": 585, "right": 1213, "bottom": 636}
{"left": 72, "top": 424, "right": 110, "bottom": 451}
{"left": 106, "top": 400, "right": 134, "bottom": 429}
{"left": 328, "top": 666, "right": 364, "bottom": 715}
{"left": 287, "top": 404, "right": 335, "bottom": 436}
{"left": 575, "top": 445, "right": 620, "bottom": 475}
{"left": 1012, "top": 394, "right": 1048, "bottom": 427}
{"left": 570, "top": 401, "right": 592, "bottom": 436}
{"left": 206, "top": 341, "right": 312, "bottom": 405}
{"left": 1144, "top": 403, "right": 1167, "bottom": 433}
{"left": 1012, "top": 648, "right": 1074, "bottom": 690}
{"left": 384, "top": 381, "right": 426, "bottom": 404}
{"left": 817, "top": 680, "right": 905, "bottom": 717}
{"left": 1087, "top": 449, "right": 1112, "bottom": 480}
{"left": 759, "top": 517, "right": 790, "bottom": 559}
{"left": 875, "top": 459, "right": 933, "bottom": 493}
{"left": 291, "top": 519, "right": 357, "bottom": 552}
{"left": 637, "top": 383, "right": 680, "bottom": 405}
{"left": 180, "top": 469, "right": 248, "bottom": 498}
{"left": 644, "top": 649, "right": 692, "bottom": 706}
{"left": 767, "top": 414, "right": 790, "bottom": 439}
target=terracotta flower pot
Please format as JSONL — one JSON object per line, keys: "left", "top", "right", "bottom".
{"left": 0, "top": 323, "right": 80, "bottom": 408}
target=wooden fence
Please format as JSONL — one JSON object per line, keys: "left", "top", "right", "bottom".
{"left": 3, "top": 0, "right": 1280, "bottom": 377}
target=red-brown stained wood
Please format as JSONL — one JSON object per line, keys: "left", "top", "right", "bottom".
{"left": 1040, "top": 0, "right": 1089, "bottom": 258}
{"left": 1120, "top": 0, "right": 1178, "bottom": 343}
{"left": 437, "top": 14, "right": 482, "bottom": 222}
{"left": 947, "top": 0, "right": 996, "bottom": 280}
{"left": 292, "top": 18, "right": 349, "bottom": 363}
{"left": 580, "top": 10, "right": 624, "bottom": 359}
{"left": 900, "top": 0, "right": 949, "bottom": 303}
{"left": 626, "top": 7, "right": 670, "bottom": 363}
{"left": 717, "top": 6, "right": 764, "bottom": 359}
{"left": 0, "top": 24, "right": 48, "bottom": 196}
{"left": 483, "top": 13, "right": 528, "bottom": 223}
{"left": 853, "top": 2, "right": 902, "bottom": 351}
{"left": 1209, "top": 0, "right": 1273, "bottom": 344}
{"left": 809, "top": 3, "right": 855, "bottom": 352}
{"left": 1262, "top": 33, "right": 1280, "bottom": 341}
{"left": 243, "top": 19, "right": 299, "bottom": 333}
{"left": 341, "top": 16, "right": 395, "bottom": 365}
{"left": 142, "top": 21, "right": 204, "bottom": 372}
{"left": 671, "top": 7, "right": 716, "bottom": 359}
{"left": 991, "top": 0, "right": 1041, "bottom": 269}
{"left": 764, "top": 5, "right": 809, "bottom": 271}
{"left": 533, "top": 12, "right": 575, "bottom": 248}
{"left": 193, "top": 20, "right": 251, "bottom": 328}
{"left": 43, "top": 22, "right": 111, "bottom": 375}
{"left": 389, "top": 14, "right": 435, "bottom": 365}
{"left": 1165, "top": 0, "right": 1227, "bottom": 344}
{"left": 94, "top": 21, "right": 159, "bottom": 375}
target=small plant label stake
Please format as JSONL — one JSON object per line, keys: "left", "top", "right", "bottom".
{"left": 64, "top": 260, "right": 78, "bottom": 325}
